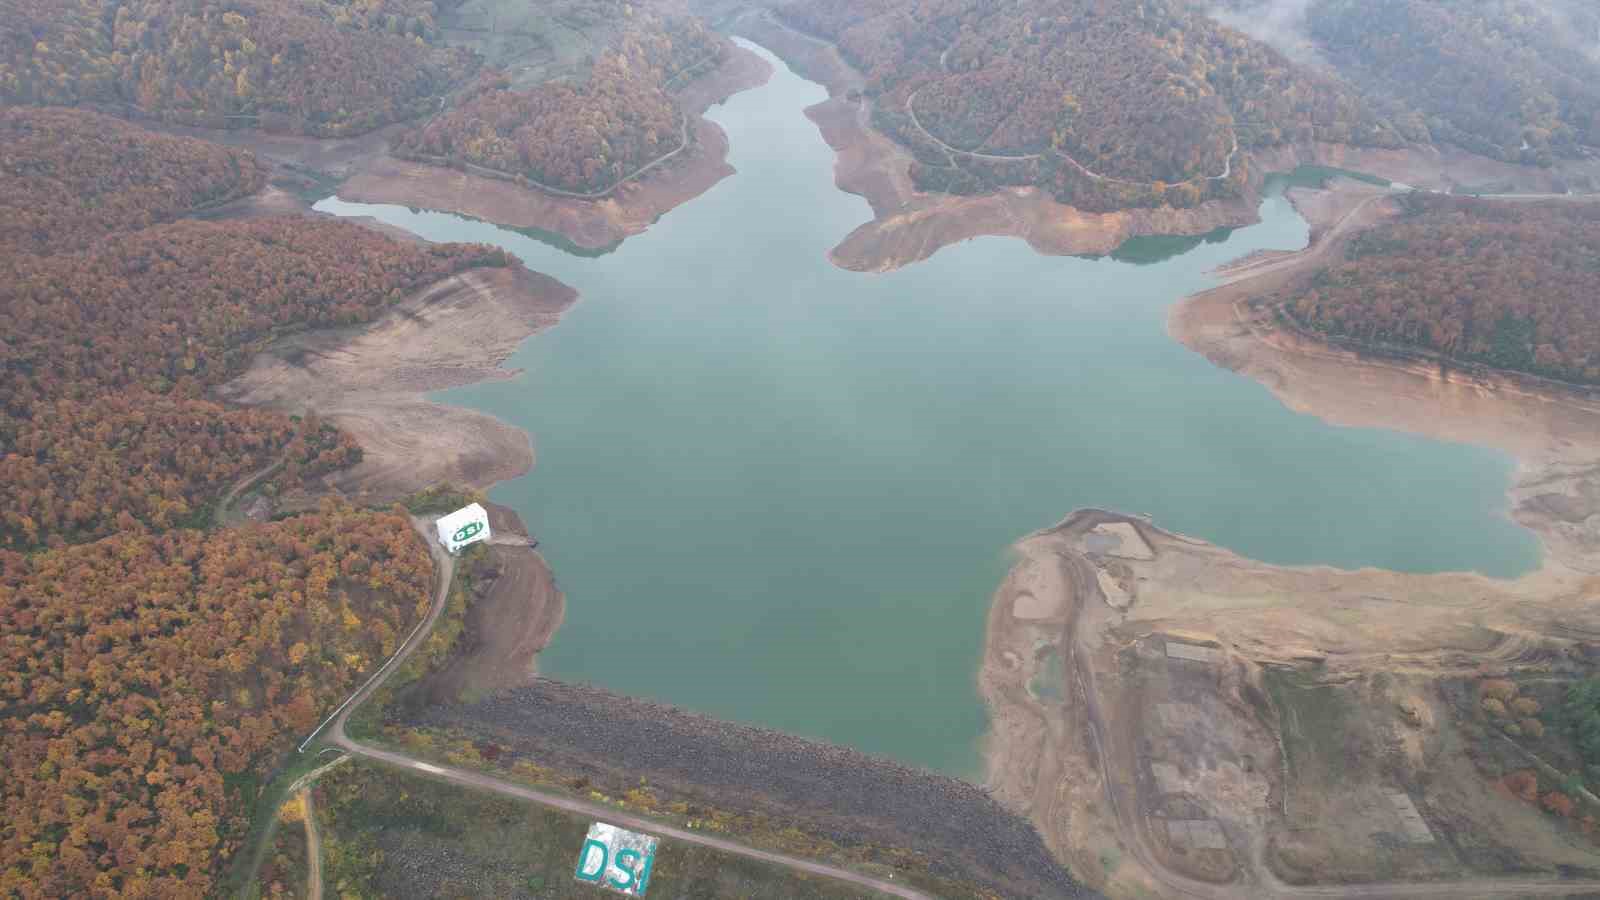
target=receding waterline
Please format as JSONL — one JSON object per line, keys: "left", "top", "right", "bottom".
{"left": 315, "top": 40, "right": 1539, "bottom": 776}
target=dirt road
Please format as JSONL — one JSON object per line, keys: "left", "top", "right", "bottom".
{"left": 214, "top": 456, "right": 284, "bottom": 525}
{"left": 305, "top": 520, "right": 928, "bottom": 899}
{"left": 300, "top": 788, "right": 323, "bottom": 900}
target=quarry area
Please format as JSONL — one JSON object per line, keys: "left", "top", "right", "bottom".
{"left": 983, "top": 507, "right": 1600, "bottom": 898}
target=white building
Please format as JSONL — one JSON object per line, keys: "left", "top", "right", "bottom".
{"left": 436, "top": 503, "right": 491, "bottom": 554}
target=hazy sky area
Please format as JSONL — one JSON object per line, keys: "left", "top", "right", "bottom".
{"left": 1205, "top": 0, "right": 1600, "bottom": 66}
{"left": 1205, "top": 0, "right": 1329, "bottom": 68}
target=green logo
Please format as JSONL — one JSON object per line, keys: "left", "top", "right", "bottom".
{"left": 452, "top": 521, "right": 483, "bottom": 544}
{"left": 575, "top": 823, "right": 656, "bottom": 895}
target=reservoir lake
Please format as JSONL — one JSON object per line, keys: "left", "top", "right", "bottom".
{"left": 319, "top": 41, "right": 1539, "bottom": 777}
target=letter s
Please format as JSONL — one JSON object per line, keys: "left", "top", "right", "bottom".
{"left": 609, "top": 849, "right": 640, "bottom": 890}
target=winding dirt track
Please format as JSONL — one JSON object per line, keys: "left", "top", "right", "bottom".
{"left": 307, "top": 524, "right": 928, "bottom": 900}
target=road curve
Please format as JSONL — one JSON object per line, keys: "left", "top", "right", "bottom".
{"left": 307, "top": 521, "right": 931, "bottom": 900}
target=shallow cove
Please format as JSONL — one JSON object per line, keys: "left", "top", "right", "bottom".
{"left": 317, "top": 41, "right": 1539, "bottom": 777}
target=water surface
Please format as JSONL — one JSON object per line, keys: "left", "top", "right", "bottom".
{"left": 318, "top": 41, "right": 1538, "bottom": 776}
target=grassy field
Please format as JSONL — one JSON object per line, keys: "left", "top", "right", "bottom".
{"left": 314, "top": 761, "right": 888, "bottom": 899}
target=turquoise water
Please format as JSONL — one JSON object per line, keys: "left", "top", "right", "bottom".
{"left": 317, "top": 41, "right": 1538, "bottom": 777}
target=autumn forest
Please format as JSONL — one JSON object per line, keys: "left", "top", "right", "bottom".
{"left": 5, "top": 0, "right": 1600, "bottom": 895}
{"left": 394, "top": 11, "right": 729, "bottom": 194}
{"left": 1276, "top": 195, "right": 1600, "bottom": 383}
{"left": 777, "top": 0, "right": 1410, "bottom": 211}
{"left": 0, "top": 109, "right": 512, "bottom": 894}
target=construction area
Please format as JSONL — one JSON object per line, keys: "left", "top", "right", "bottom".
{"left": 981, "top": 508, "right": 1600, "bottom": 898}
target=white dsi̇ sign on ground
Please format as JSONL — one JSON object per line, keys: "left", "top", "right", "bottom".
{"left": 435, "top": 503, "right": 491, "bottom": 554}
{"left": 574, "top": 822, "right": 658, "bottom": 895}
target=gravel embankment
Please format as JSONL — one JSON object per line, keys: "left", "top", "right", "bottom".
{"left": 420, "top": 678, "right": 1097, "bottom": 899}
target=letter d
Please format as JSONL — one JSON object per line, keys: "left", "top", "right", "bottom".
{"left": 575, "top": 839, "right": 608, "bottom": 882}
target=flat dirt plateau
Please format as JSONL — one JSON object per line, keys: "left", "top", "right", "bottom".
{"left": 335, "top": 45, "right": 773, "bottom": 250}
{"left": 985, "top": 181, "right": 1600, "bottom": 898}
{"left": 218, "top": 266, "right": 575, "bottom": 504}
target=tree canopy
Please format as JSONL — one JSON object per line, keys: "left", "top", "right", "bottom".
{"left": 1277, "top": 195, "right": 1600, "bottom": 383}
{"left": 0, "top": 106, "right": 266, "bottom": 255}
{"left": 0, "top": 0, "right": 476, "bottom": 135}
{"left": 1305, "top": 0, "right": 1600, "bottom": 165}
{"left": 0, "top": 503, "right": 433, "bottom": 897}
{"left": 395, "top": 11, "right": 727, "bottom": 194}
{"left": 0, "top": 216, "right": 511, "bottom": 548}
{"left": 779, "top": 0, "right": 1410, "bottom": 211}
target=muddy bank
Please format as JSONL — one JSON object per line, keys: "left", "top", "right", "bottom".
{"left": 415, "top": 678, "right": 1097, "bottom": 899}
{"left": 217, "top": 265, "right": 576, "bottom": 505}
{"left": 979, "top": 179, "right": 1600, "bottom": 895}
{"left": 982, "top": 507, "right": 1600, "bottom": 897}
{"left": 418, "top": 501, "right": 565, "bottom": 705}
{"left": 336, "top": 45, "right": 773, "bottom": 251}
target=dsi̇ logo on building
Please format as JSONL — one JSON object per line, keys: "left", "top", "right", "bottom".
{"left": 574, "top": 822, "right": 658, "bottom": 895}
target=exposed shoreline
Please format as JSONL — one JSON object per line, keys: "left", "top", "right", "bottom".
{"left": 218, "top": 264, "right": 576, "bottom": 506}
{"left": 978, "top": 178, "right": 1600, "bottom": 895}
{"left": 202, "top": 33, "right": 1600, "bottom": 895}
{"left": 735, "top": 10, "right": 1600, "bottom": 275}
{"left": 733, "top": 11, "right": 1261, "bottom": 273}
{"left": 334, "top": 45, "right": 773, "bottom": 251}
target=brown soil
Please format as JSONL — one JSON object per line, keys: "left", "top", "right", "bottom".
{"left": 419, "top": 502, "right": 566, "bottom": 704}
{"left": 981, "top": 179, "right": 1600, "bottom": 897}
{"left": 146, "top": 120, "right": 403, "bottom": 178}
{"left": 336, "top": 45, "right": 773, "bottom": 250}
{"left": 983, "top": 510, "right": 1600, "bottom": 899}
{"left": 216, "top": 265, "right": 576, "bottom": 505}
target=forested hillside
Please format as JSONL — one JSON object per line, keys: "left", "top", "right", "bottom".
{"left": 1305, "top": 0, "right": 1600, "bottom": 164}
{"left": 778, "top": 0, "right": 1411, "bottom": 211}
{"left": 0, "top": 106, "right": 524, "bottom": 894}
{"left": 0, "top": 0, "right": 476, "bottom": 135}
{"left": 0, "top": 504, "right": 433, "bottom": 897}
{"left": 0, "top": 107, "right": 265, "bottom": 254}
{"left": 1278, "top": 196, "right": 1600, "bottom": 382}
{"left": 1210, "top": 0, "right": 1600, "bottom": 165}
{"left": 394, "top": 12, "right": 728, "bottom": 194}
{"left": 0, "top": 217, "right": 509, "bottom": 548}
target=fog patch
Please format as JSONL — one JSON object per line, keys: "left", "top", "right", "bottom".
{"left": 1203, "top": 0, "right": 1329, "bottom": 68}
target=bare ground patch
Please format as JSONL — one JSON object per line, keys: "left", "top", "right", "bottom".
{"left": 984, "top": 508, "right": 1600, "bottom": 897}
{"left": 413, "top": 502, "right": 566, "bottom": 705}
{"left": 987, "top": 181, "right": 1600, "bottom": 892}
{"left": 217, "top": 266, "right": 576, "bottom": 505}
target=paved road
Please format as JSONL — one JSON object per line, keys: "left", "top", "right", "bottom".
{"left": 305, "top": 520, "right": 929, "bottom": 899}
